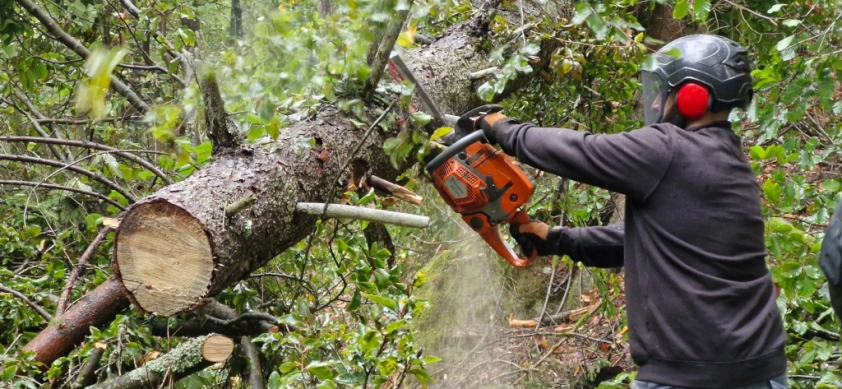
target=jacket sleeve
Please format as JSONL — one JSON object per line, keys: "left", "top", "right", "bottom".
{"left": 555, "top": 223, "right": 625, "bottom": 268}
{"left": 492, "top": 119, "right": 674, "bottom": 202}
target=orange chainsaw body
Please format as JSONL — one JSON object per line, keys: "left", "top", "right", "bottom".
{"left": 427, "top": 132, "right": 537, "bottom": 267}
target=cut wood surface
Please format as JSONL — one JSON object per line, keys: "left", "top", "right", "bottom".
{"left": 88, "top": 334, "right": 234, "bottom": 389}
{"left": 202, "top": 333, "right": 235, "bottom": 362}
{"left": 115, "top": 201, "right": 214, "bottom": 316}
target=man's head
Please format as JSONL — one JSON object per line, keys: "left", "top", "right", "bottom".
{"left": 642, "top": 34, "right": 754, "bottom": 127}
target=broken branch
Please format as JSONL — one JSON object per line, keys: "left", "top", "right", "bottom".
{"left": 368, "top": 175, "right": 423, "bottom": 205}
{"left": 87, "top": 334, "right": 234, "bottom": 389}
{"left": 0, "top": 180, "right": 126, "bottom": 210}
{"left": 57, "top": 226, "right": 114, "bottom": 314}
{"left": 0, "top": 285, "right": 52, "bottom": 321}
{"left": 296, "top": 203, "right": 430, "bottom": 228}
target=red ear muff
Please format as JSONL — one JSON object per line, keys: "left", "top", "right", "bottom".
{"left": 676, "top": 82, "right": 710, "bottom": 121}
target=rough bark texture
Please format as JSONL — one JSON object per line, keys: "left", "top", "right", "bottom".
{"left": 21, "top": 277, "right": 129, "bottom": 366}
{"left": 88, "top": 334, "right": 233, "bottom": 389}
{"left": 113, "top": 106, "right": 398, "bottom": 316}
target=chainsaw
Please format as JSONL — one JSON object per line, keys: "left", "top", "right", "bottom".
{"left": 389, "top": 55, "right": 538, "bottom": 268}
{"left": 425, "top": 113, "right": 537, "bottom": 267}
{"left": 390, "top": 55, "right": 537, "bottom": 268}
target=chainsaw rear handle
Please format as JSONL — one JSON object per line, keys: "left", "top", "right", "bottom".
{"left": 425, "top": 130, "right": 487, "bottom": 173}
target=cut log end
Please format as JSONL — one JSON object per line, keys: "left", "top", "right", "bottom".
{"left": 114, "top": 200, "right": 214, "bottom": 316}
{"left": 203, "top": 334, "right": 235, "bottom": 363}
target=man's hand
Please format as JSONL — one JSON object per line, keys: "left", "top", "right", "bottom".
{"left": 510, "top": 220, "right": 561, "bottom": 257}
{"left": 457, "top": 104, "right": 506, "bottom": 144}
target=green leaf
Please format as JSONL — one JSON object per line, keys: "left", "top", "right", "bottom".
{"left": 767, "top": 4, "right": 785, "bottom": 13}
{"left": 586, "top": 12, "right": 608, "bottom": 40}
{"left": 477, "top": 82, "right": 495, "bottom": 102}
{"left": 362, "top": 292, "right": 397, "bottom": 310}
{"left": 521, "top": 43, "right": 541, "bottom": 57}
{"left": 776, "top": 35, "right": 795, "bottom": 53}
{"left": 85, "top": 213, "right": 103, "bottom": 231}
{"left": 2, "top": 365, "right": 17, "bottom": 381}
{"left": 385, "top": 319, "right": 406, "bottom": 334}
{"left": 692, "top": 0, "right": 711, "bottom": 21}
{"left": 673, "top": 0, "right": 689, "bottom": 19}
{"left": 279, "top": 361, "right": 298, "bottom": 374}
{"left": 409, "top": 368, "right": 435, "bottom": 384}
{"left": 268, "top": 372, "right": 283, "bottom": 389}
{"left": 430, "top": 127, "right": 453, "bottom": 141}
{"left": 423, "top": 356, "right": 442, "bottom": 364}
{"left": 76, "top": 46, "right": 128, "bottom": 119}
{"left": 821, "top": 179, "right": 841, "bottom": 193}
{"left": 410, "top": 112, "right": 432, "bottom": 125}
{"left": 661, "top": 47, "right": 681, "bottom": 59}
{"left": 763, "top": 179, "right": 781, "bottom": 205}
{"left": 571, "top": 2, "right": 592, "bottom": 25}
{"left": 782, "top": 19, "right": 801, "bottom": 27}
{"left": 347, "top": 290, "right": 362, "bottom": 311}
{"left": 335, "top": 372, "right": 365, "bottom": 385}
{"left": 305, "top": 361, "right": 335, "bottom": 380}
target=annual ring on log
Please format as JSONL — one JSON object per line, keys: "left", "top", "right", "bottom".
{"left": 114, "top": 200, "right": 214, "bottom": 316}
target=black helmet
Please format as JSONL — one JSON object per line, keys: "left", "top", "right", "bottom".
{"left": 641, "top": 34, "right": 754, "bottom": 126}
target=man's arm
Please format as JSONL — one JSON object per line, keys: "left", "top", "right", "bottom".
{"left": 556, "top": 223, "right": 625, "bottom": 268}
{"left": 490, "top": 119, "right": 674, "bottom": 202}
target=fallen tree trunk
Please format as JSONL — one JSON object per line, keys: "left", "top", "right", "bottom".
{"left": 110, "top": 23, "right": 523, "bottom": 317}
{"left": 22, "top": 4, "right": 564, "bottom": 364}
{"left": 88, "top": 334, "right": 234, "bottom": 389}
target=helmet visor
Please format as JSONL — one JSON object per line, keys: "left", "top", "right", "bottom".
{"left": 642, "top": 71, "right": 667, "bottom": 126}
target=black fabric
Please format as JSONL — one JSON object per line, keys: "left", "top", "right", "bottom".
{"left": 820, "top": 200, "right": 842, "bottom": 319}
{"left": 492, "top": 118, "right": 787, "bottom": 387}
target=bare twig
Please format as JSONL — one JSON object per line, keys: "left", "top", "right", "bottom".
{"left": 0, "top": 154, "right": 137, "bottom": 202}
{"left": 0, "top": 136, "right": 173, "bottom": 185}
{"left": 0, "top": 285, "right": 52, "bottom": 321}
{"left": 249, "top": 272, "right": 307, "bottom": 282}
{"left": 535, "top": 260, "right": 557, "bottom": 330}
{"left": 57, "top": 227, "right": 114, "bottom": 315}
{"left": 469, "top": 67, "right": 501, "bottom": 80}
{"left": 119, "top": 0, "right": 141, "bottom": 16}
{"left": 720, "top": 0, "right": 778, "bottom": 26}
{"left": 9, "top": 90, "right": 72, "bottom": 162}
{"left": 0, "top": 180, "right": 126, "bottom": 210}
{"left": 71, "top": 343, "right": 106, "bottom": 388}
{"left": 362, "top": 7, "right": 411, "bottom": 101}
{"left": 15, "top": 0, "right": 151, "bottom": 113}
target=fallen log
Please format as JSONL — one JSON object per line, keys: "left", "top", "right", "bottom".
{"left": 22, "top": 3, "right": 564, "bottom": 365}
{"left": 88, "top": 334, "right": 234, "bottom": 389}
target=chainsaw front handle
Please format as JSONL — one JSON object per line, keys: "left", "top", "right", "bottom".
{"left": 425, "top": 130, "right": 487, "bottom": 173}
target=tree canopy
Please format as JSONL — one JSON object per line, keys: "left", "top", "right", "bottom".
{"left": 1, "top": 0, "right": 842, "bottom": 387}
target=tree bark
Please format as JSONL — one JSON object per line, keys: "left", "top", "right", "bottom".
{"left": 87, "top": 334, "right": 234, "bottom": 389}
{"left": 21, "top": 277, "right": 129, "bottom": 367}
{"left": 228, "top": 0, "right": 243, "bottom": 43}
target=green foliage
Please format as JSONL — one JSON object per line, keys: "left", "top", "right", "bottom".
{"left": 4, "top": 0, "right": 842, "bottom": 386}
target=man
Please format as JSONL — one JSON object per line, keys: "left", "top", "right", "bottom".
{"left": 820, "top": 201, "right": 842, "bottom": 319}
{"left": 468, "top": 34, "right": 787, "bottom": 387}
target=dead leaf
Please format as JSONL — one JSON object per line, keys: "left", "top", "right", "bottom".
{"left": 138, "top": 350, "right": 160, "bottom": 366}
